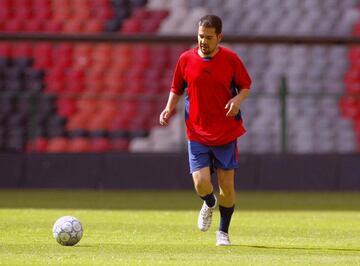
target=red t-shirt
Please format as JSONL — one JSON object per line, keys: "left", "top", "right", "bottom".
{"left": 171, "top": 46, "right": 251, "bottom": 146}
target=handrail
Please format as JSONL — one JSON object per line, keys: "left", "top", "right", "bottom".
{"left": 1, "top": 33, "right": 360, "bottom": 45}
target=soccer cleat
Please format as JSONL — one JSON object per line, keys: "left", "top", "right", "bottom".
{"left": 197, "top": 195, "right": 217, "bottom": 232}
{"left": 216, "top": 230, "right": 231, "bottom": 246}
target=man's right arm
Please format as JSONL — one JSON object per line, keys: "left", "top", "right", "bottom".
{"left": 159, "top": 92, "right": 181, "bottom": 126}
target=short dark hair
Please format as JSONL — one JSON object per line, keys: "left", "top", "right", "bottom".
{"left": 198, "top": 15, "right": 222, "bottom": 34}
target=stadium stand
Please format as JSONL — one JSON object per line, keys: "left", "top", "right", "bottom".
{"left": 0, "top": 0, "right": 359, "bottom": 153}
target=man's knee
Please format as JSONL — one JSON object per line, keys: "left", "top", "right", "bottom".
{"left": 192, "top": 167, "right": 212, "bottom": 193}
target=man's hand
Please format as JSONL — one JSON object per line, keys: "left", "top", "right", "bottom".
{"left": 159, "top": 109, "right": 171, "bottom": 126}
{"left": 225, "top": 98, "right": 240, "bottom": 117}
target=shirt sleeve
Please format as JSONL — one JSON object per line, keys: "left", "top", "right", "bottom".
{"left": 233, "top": 56, "right": 251, "bottom": 89}
{"left": 170, "top": 57, "right": 186, "bottom": 95}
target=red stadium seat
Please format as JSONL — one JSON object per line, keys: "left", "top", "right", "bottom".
{"left": 77, "top": 99, "right": 98, "bottom": 113}
{"left": 23, "top": 20, "right": 43, "bottom": 32}
{"left": 93, "top": 44, "right": 112, "bottom": 56}
{"left": 0, "top": 43, "right": 13, "bottom": 57}
{"left": 33, "top": 0, "right": 51, "bottom": 9}
{"left": 13, "top": 43, "right": 33, "bottom": 57}
{"left": 352, "top": 23, "right": 360, "bottom": 36}
{"left": 14, "top": 0, "right": 32, "bottom": 9}
{"left": 339, "top": 97, "right": 360, "bottom": 118}
{"left": 64, "top": 81, "right": 85, "bottom": 93}
{"left": 53, "top": 8, "right": 72, "bottom": 21}
{"left": 68, "top": 137, "right": 91, "bottom": 153}
{"left": 121, "top": 19, "right": 141, "bottom": 33}
{"left": 73, "top": 44, "right": 93, "bottom": 69}
{"left": 53, "top": 44, "right": 73, "bottom": 68}
{"left": 93, "top": 0, "right": 109, "bottom": 7}
{"left": 87, "top": 114, "right": 110, "bottom": 131}
{"left": 83, "top": 79, "right": 103, "bottom": 96}
{"left": 33, "top": 42, "right": 53, "bottom": 68}
{"left": 33, "top": 8, "right": 52, "bottom": 21}
{"left": 46, "top": 66, "right": 65, "bottom": 79}
{"left": 52, "top": 0, "right": 70, "bottom": 9}
{"left": 4, "top": 20, "right": 24, "bottom": 32}
{"left": 57, "top": 97, "right": 77, "bottom": 118}
{"left": 108, "top": 113, "right": 129, "bottom": 131}
{"left": 84, "top": 20, "right": 103, "bottom": 33}
{"left": 66, "top": 69, "right": 86, "bottom": 81}
{"left": 27, "top": 137, "right": 48, "bottom": 153}
{"left": 113, "top": 44, "right": 132, "bottom": 56}
{"left": 354, "top": 118, "right": 360, "bottom": 134}
{"left": 72, "top": 0, "right": 91, "bottom": 9}
{"left": 151, "top": 10, "right": 169, "bottom": 21}
{"left": 47, "top": 137, "right": 69, "bottom": 153}
{"left": 103, "top": 72, "right": 125, "bottom": 93}
{"left": 73, "top": 9, "right": 92, "bottom": 20}
{"left": 67, "top": 113, "right": 92, "bottom": 131}
{"left": 0, "top": 9, "right": 12, "bottom": 22}
{"left": 90, "top": 138, "right": 111, "bottom": 152}
{"left": 110, "top": 138, "right": 129, "bottom": 151}
{"left": 87, "top": 100, "right": 118, "bottom": 131}
{"left": 63, "top": 20, "right": 83, "bottom": 33}
{"left": 0, "top": 0, "right": 11, "bottom": 9}
{"left": 13, "top": 8, "right": 33, "bottom": 21}
{"left": 94, "top": 8, "right": 113, "bottom": 20}
{"left": 141, "top": 20, "right": 161, "bottom": 33}
{"left": 132, "top": 8, "right": 150, "bottom": 20}
{"left": 43, "top": 20, "right": 63, "bottom": 32}
{"left": 44, "top": 80, "right": 65, "bottom": 93}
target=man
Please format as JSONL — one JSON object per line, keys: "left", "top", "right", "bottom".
{"left": 159, "top": 14, "right": 251, "bottom": 246}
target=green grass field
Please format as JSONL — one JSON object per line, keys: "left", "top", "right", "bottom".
{"left": 1, "top": 190, "right": 360, "bottom": 265}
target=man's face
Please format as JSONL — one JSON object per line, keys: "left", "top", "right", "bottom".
{"left": 197, "top": 26, "right": 222, "bottom": 56}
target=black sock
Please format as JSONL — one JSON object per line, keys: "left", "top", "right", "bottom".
{"left": 219, "top": 205, "right": 235, "bottom": 233}
{"left": 200, "top": 192, "right": 216, "bottom": 208}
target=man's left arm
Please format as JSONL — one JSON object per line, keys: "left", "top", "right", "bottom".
{"left": 225, "top": 88, "right": 250, "bottom": 117}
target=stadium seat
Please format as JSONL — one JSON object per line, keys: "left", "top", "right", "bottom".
{"left": 46, "top": 137, "right": 69, "bottom": 153}
{"left": 43, "top": 20, "right": 63, "bottom": 32}
{"left": 63, "top": 20, "right": 83, "bottom": 33}
{"left": 68, "top": 137, "right": 91, "bottom": 153}
{"left": 28, "top": 137, "right": 48, "bottom": 153}
{"left": 90, "top": 137, "right": 111, "bottom": 152}
{"left": 110, "top": 138, "right": 129, "bottom": 151}
{"left": 84, "top": 20, "right": 104, "bottom": 33}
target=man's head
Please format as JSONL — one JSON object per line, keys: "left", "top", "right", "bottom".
{"left": 198, "top": 15, "right": 223, "bottom": 56}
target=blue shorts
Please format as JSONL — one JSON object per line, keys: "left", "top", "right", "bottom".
{"left": 187, "top": 140, "right": 239, "bottom": 174}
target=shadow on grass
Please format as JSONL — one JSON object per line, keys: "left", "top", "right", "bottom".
{"left": 236, "top": 244, "right": 360, "bottom": 253}
{"left": 0, "top": 189, "right": 360, "bottom": 211}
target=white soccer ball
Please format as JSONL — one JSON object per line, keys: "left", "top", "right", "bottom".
{"left": 52, "top": 216, "right": 83, "bottom": 246}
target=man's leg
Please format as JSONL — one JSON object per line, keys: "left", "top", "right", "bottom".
{"left": 192, "top": 166, "right": 213, "bottom": 197}
{"left": 193, "top": 167, "right": 217, "bottom": 231}
{"left": 217, "top": 168, "right": 235, "bottom": 208}
{"left": 216, "top": 168, "right": 235, "bottom": 246}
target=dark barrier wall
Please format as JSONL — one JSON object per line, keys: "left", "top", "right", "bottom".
{"left": 0, "top": 153, "right": 359, "bottom": 190}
